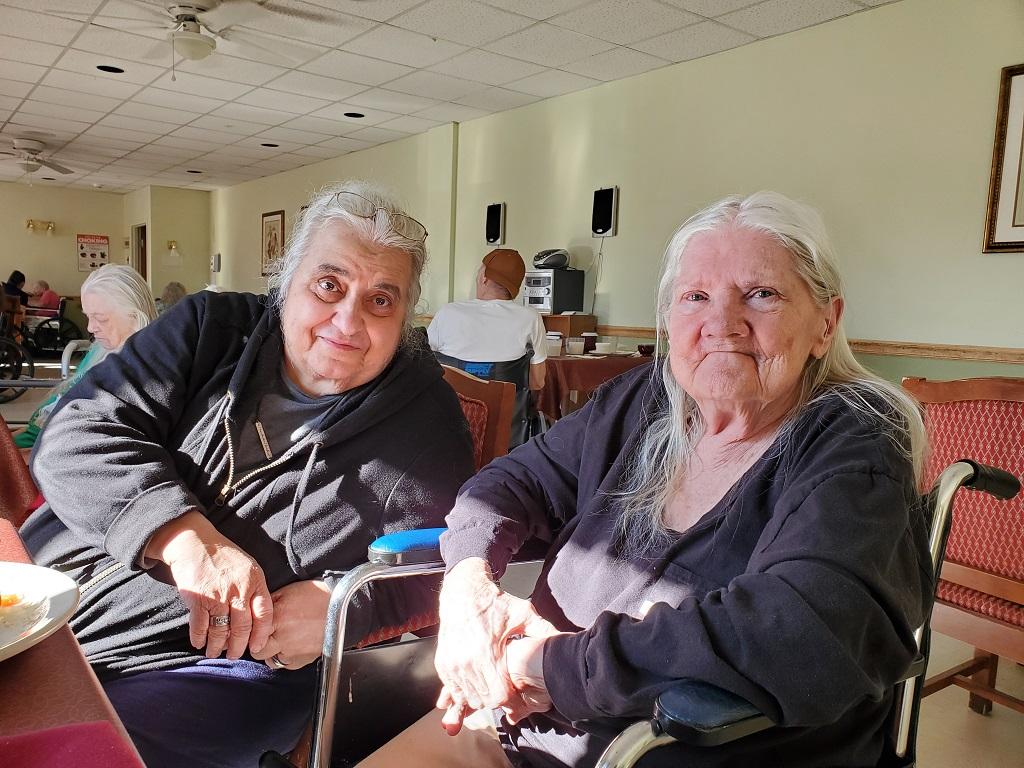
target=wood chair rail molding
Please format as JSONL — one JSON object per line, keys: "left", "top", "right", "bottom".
{"left": 903, "top": 376, "right": 1024, "bottom": 403}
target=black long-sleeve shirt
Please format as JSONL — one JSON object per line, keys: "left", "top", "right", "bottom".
{"left": 442, "top": 362, "right": 932, "bottom": 767}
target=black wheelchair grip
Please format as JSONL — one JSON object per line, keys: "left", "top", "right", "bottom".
{"left": 962, "top": 459, "right": 1021, "bottom": 500}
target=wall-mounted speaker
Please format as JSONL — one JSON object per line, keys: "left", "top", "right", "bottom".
{"left": 592, "top": 186, "right": 618, "bottom": 237}
{"left": 211, "top": 252, "right": 221, "bottom": 273}
{"left": 485, "top": 202, "right": 506, "bottom": 245}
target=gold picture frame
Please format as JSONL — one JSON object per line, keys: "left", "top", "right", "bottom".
{"left": 261, "top": 209, "right": 285, "bottom": 276}
{"left": 983, "top": 63, "right": 1024, "bottom": 252}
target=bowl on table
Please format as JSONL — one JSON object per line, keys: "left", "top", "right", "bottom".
{"left": 593, "top": 342, "right": 615, "bottom": 354}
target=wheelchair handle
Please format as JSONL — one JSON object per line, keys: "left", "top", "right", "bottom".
{"left": 960, "top": 459, "right": 1021, "bottom": 501}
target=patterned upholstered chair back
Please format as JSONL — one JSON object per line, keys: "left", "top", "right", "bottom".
{"left": 441, "top": 365, "right": 515, "bottom": 471}
{"left": 1, "top": 412, "right": 39, "bottom": 525}
{"left": 903, "top": 376, "right": 1024, "bottom": 716}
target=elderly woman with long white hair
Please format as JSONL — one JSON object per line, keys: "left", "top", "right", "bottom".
{"left": 22, "top": 181, "right": 475, "bottom": 767}
{"left": 13, "top": 264, "right": 157, "bottom": 451}
{"left": 359, "top": 191, "right": 932, "bottom": 768}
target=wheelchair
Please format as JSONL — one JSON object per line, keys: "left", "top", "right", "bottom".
{"left": 24, "top": 298, "right": 83, "bottom": 357}
{"left": 260, "top": 460, "right": 1020, "bottom": 768}
{"left": 0, "top": 295, "right": 35, "bottom": 403}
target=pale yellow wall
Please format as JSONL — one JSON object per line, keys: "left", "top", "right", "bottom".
{"left": 149, "top": 186, "right": 211, "bottom": 293}
{"left": 123, "top": 186, "right": 151, "bottom": 281}
{"left": 453, "top": 0, "right": 1024, "bottom": 348}
{"left": 211, "top": 124, "right": 455, "bottom": 313}
{"left": 0, "top": 181, "right": 125, "bottom": 296}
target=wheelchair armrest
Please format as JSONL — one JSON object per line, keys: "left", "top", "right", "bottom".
{"left": 653, "top": 680, "right": 773, "bottom": 747}
{"left": 368, "top": 527, "right": 446, "bottom": 566}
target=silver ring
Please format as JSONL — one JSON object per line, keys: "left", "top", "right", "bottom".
{"left": 210, "top": 615, "right": 230, "bottom": 628}
{"left": 270, "top": 654, "right": 288, "bottom": 669}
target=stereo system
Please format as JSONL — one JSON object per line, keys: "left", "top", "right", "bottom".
{"left": 523, "top": 269, "right": 584, "bottom": 315}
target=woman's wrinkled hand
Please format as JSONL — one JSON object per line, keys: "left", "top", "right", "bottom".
{"left": 249, "top": 579, "right": 331, "bottom": 671}
{"left": 146, "top": 510, "right": 274, "bottom": 661}
{"left": 501, "top": 634, "right": 558, "bottom": 725}
{"left": 434, "top": 557, "right": 558, "bottom": 735}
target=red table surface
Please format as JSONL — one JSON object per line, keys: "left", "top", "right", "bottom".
{"left": 0, "top": 518, "right": 144, "bottom": 766}
{"left": 537, "top": 354, "right": 654, "bottom": 421}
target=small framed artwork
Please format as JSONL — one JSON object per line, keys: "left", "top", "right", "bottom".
{"left": 261, "top": 210, "right": 285, "bottom": 276}
{"left": 983, "top": 63, "right": 1024, "bottom": 252}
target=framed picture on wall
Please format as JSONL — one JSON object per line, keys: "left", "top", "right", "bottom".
{"left": 983, "top": 63, "right": 1024, "bottom": 252}
{"left": 261, "top": 210, "right": 285, "bottom": 276}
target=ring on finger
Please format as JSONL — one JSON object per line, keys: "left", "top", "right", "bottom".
{"left": 210, "top": 615, "right": 230, "bottom": 628}
{"left": 270, "top": 654, "right": 288, "bottom": 669}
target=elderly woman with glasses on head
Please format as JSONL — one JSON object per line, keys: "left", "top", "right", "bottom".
{"left": 357, "top": 192, "right": 932, "bottom": 768}
{"left": 22, "top": 180, "right": 475, "bottom": 768}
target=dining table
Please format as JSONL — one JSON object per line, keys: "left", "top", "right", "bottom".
{"left": 536, "top": 353, "right": 655, "bottom": 422}
{"left": 0, "top": 517, "right": 145, "bottom": 768}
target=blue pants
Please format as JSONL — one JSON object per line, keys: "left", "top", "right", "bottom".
{"left": 103, "top": 659, "right": 315, "bottom": 768}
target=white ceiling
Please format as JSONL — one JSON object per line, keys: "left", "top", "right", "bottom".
{"left": 0, "top": 0, "right": 898, "bottom": 194}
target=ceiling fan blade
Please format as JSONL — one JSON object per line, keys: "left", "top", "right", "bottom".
{"left": 204, "top": 0, "right": 333, "bottom": 30}
{"left": 141, "top": 36, "right": 173, "bottom": 62}
{"left": 0, "top": 151, "right": 17, "bottom": 158}
{"left": 215, "top": 27, "right": 315, "bottom": 66}
{"left": 85, "top": 18, "right": 171, "bottom": 38}
{"left": 39, "top": 158, "right": 75, "bottom": 175}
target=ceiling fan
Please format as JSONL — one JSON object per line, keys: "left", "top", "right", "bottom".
{"left": 0, "top": 136, "right": 75, "bottom": 176}
{"left": 77, "top": 1, "right": 335, "bottom": 65}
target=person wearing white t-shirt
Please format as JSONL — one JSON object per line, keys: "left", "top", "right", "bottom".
{"left": 427, "top": 248, "right": 547, "bottom": 391}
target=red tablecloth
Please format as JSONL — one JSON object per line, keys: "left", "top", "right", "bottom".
{"left": 537, "top": 355, "right": 654, "bottom": 421}
{"left": 0, "top": 519, "right": 144, "bottom": 766}
{"left": 0, "top": 720, "right": 142, "bottom": 768}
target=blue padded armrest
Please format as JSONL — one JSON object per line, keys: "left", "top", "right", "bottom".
{"left": 654, "top": 680, "right": 774, "bottom": 747}
{"left": 368, "top": 527, "right": 447, "bottom": 566}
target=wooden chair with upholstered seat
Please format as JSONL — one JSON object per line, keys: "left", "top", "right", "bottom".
{"left": 902, "top": 376, "right": 1024, "bottom": 716}
{"left": 1, "top": 412, "right": 39, "bottom": 526}
{"left": 440, "top": 364, "right": 515, "bottom": 470}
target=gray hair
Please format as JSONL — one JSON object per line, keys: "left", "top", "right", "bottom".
{"left": 81, "top": 264, "right": 158, "bottom": 335}
{"left": 160, "top": 281, "right": 187, "bottom": 307}
{"left": 266, "top": 180, "right": 428, "bottom": 336}
{"left": 617, "top": 191, "right": 926, "bottom": 554}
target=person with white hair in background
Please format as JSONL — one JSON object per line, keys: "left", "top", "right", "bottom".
{"left": 12, "top": 264, "right": 157, "bottom": 452}
{"left": 21, "top": 181, "right": 474, "bottom": 767}
{"left": 360, "top": 191, "right": 933, "bottom": 768}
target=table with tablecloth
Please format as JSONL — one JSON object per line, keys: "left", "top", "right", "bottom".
{"left": 536, "top": 354, "right": 654, "bottom": 421}
{"left": 0, "top": 517, "right": 144, "bottom": 768}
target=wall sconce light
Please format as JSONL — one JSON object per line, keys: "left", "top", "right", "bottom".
{"left": 167, "top": 240, "right": 178, "bottom": 252}
{"left": 25, "top": 219, "right": 56, "bottom": 234}
{"left": 25, "top": 219, "right": 35, "bottom": 231}
{"left": 46, "top": 221, "right": 55, "bottom": 235}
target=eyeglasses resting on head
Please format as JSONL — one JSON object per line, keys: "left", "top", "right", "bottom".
{"left": 332, "top": 191, "right": 428, "bottom": 243}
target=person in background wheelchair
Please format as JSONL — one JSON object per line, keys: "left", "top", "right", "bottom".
{"left": 362, "top": 191, "right": 933, "bottom": 768}
{"left": 11, "top": 264, "right": 157, "bottom": 453}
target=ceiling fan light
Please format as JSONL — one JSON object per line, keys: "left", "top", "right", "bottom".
{"left": 17, "top": 159, "right": 41, "bottom": 173}
{"left": 172, "top": 30, "right": 216, "bottom": 61}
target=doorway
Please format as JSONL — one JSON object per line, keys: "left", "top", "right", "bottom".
{"left": 130, "top": 224, "right": 147, "bottom": 280}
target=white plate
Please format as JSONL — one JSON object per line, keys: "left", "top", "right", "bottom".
{"left": 0, "top": 562, "right": 79, "bottom": 663}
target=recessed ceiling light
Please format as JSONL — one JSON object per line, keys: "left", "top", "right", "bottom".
{"left": 186, "top": 169, "right": 203, "bottom": 174}
{"left": 92, "top": 183, "right": 104, "bottom": 188}
{"left": 261, "top": 142, "right": 279, "bottom": 148}
{"left": 41, "top": 176, "right": 56, "bottom": 181}
{"left": 344, "top": 112, "right": 365, "bottom": 119}
{"left": 96, "top": 65, "right": 125, "bottom": 74}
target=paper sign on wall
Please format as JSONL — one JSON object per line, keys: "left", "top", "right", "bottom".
{"left": 77, "top": 234, "right": 110, "bottom": 272}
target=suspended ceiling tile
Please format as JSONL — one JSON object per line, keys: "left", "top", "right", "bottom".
{"left": 454, "top": 86, "right": 539, "bottom": 111}
{"left": 386, "top": 71, "right": 480, "bottom": 101}
{"left": 633, "top": 20, "right": 755, "bottom": 62}
{"left": 561, "top": 46, "right": 668, "bottom": 81}
{"left": 0, "top": 34, "right": 65, "bottom": 66}
{"left": 315, "top": 135, "right": 373, "bottom": 152}
{"left": 428, "top": 49, "right": 547, "bottom": 87}
{"left": 1, "top": 6, "right": 85, "bottom": 46}
{"left": 84, "top": 124, "right": 155, "bottom": 144}
{"left": 662, "top": 0, "right": 760, "bottom": 15}
{"left": 346, "top": 88, "right": 439, "bottom": 114}
{"left": 311, "top": 0, "right": 425, "bottom": 22}
{"left": 187, "top": 115, "right": 267, "bottom": 136}
{"left": 390, "top": 0, "right": 534, "bottom": 47}
{"left": 476, "top": 0, "right": 591, "bottom": 21}
{"left": 483, "top": 23, "right": 613, "bottom": 67}
{"left": 0, "top": 94, "right": 21, "bottom": 110}
{"left": 70, "top": 25, "right": 170, "bottom": 64}
{"left": 300, "top": 50, "right": 413, "bottom": 86}
{"left": 18, "top": 99, "right": 107, "bottom": 124}
{"left": 719, "top": 0, "right": 863, "bottom": 38}
{"left": 505, "top": 69, "right": 599, "bottom": 98}
{"left": 263, "top": 71, "right": 366, "bottom": 102}
{"left": 132, "top": 86, "right": 225, "bottom": 114}
{"left": 413, "top": 101, "right": 488, "bottom": 122}
{"left": 231, "top": 0, "right": 376, "bottom": 48}
{"left": 171, "top": 125, "right": 243, "bottom": 144}
{"left": 7, "top": 111, "right": 93, "bottom": 134}
{"left": 151, "top": 71, "right": 253, "bottom": 100}
{"left": 42, "top": 68, "right": 143, "bottom": 98}
{"left": 236, "top": 87, "right": 331, "bottom": 114}
{"left": 176, "top": 53, "right": 288, "bottom": 87}
{"left": 253, "top": 125, "right": 333, "bottom": 144}
{"left": 0, "top": 77, "right": 33, "bottom": 98}
{"left": 211, "top": 102, "right": 296, "bottom": 126}
{"left": 551, "top": 0, "right": 700, "bottom": 46}
{"left": 281, "top": 114, "right": 367, "bottom": 135}
{"left": 214, "top": 32, "right": 328, "bottom": 69}
{"left": 0, "top": 59, "right": 47, "bottom": 84}
{"left": 376, "top": 114, "right": 442, "bottom": 134}
{"left": 55, "top": 49, "right": 167, "bottom": 86}
{"left": 344, "top": 125, "right": 408, "bottom": 144}
{"left": 231, "top": 135, "right": 303, "bottom": 153}
{"left": 99, "top": 113, "right": 180, "bottom": 135}
{"left": 200, "top": 144, "right": 270, "bottom": 161}
{"left": 115, "top": 100, "right": 203, "bottom": 124}
{"left": 341, "top": 26, "right": 467, "bottom": 69}
{"left": 290, "top": 143, "right": 344, "bottom": 159}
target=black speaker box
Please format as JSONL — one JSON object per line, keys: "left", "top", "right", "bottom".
{"left": 485, "top": 202, "right": 506, "bottom": 245}
{"left": 592, "top": 186, "right": 618, "bottom": 237}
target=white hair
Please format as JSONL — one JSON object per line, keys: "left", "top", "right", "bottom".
{"left": 266, "top": 180, "right": 428, "bottom": 337}
{"left": 617, "top": 191, "right": 926, "bottom": 554}
{"left": 81, "top": 264, "right": 157, "bottom": 334}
